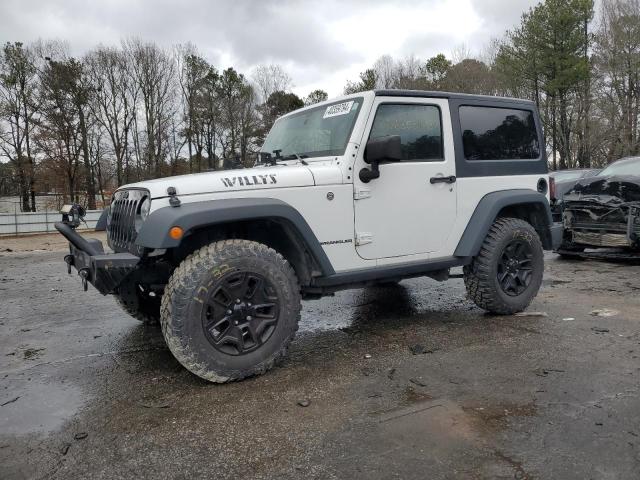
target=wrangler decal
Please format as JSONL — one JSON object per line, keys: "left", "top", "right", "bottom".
{"left": 320, "top": 239, "right": 353, "bottom": 246}
{"left": 221, "top": 174, "right": 277, "bottom": 188}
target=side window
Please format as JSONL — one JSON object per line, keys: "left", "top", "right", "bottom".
{"left": 459, "top": 106, "right": 540, "bottom": 160}
{"left": 369, "top": 104, "right": 443, "bottom": 161}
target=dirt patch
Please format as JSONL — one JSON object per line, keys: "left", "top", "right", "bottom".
{"left": 463, "top": 402, "right": 538, "bottom": 431}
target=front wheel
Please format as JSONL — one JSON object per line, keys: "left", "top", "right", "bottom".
{"left": 160, "top": 240, "right": 301, "bottom": 383}
{"left": 464, "top": 218, "right": 544, "bottom": 314}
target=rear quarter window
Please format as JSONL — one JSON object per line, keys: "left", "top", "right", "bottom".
{"left": 459, "top": 106, "right": 540, "bottom": 161}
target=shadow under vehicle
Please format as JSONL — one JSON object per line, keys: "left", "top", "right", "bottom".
{"left": 557, "top": 156, "right": 640, "bottom": 258}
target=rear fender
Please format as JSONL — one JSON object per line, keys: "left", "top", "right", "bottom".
{"left": 454, "top": 189, "right": 554, "bottom": 256}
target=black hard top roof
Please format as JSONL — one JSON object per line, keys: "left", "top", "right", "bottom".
{"left": 374, "top": 89, "right": 534, "bottom": 105}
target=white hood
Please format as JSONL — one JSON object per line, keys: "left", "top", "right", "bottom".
{"left": 119, "top": 164, "right": 321, "bottom": 199}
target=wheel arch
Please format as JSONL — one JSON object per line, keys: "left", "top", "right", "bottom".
{"left": 454, "top": 189, "right": 553, "bottom": 257}
{"left": 136, "top": 198, "right": 335, "bottom": 285}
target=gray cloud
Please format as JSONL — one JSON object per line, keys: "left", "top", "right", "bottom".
{"left": 399, "top": 32, "right": 463, "bottom": 58}
{"left": 0, "top": 0, "right": 542, "bottom": 96}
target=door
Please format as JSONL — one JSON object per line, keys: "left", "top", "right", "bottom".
{"left": 354, "top": 98, "right": 457, "bottom": 260}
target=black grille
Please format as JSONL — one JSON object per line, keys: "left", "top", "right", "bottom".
{"left": 107, "top": 189, "right": 149, "bottom": 254}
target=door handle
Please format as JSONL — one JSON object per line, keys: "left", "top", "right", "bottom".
{"left": 430, "top": 175, "right": 456, "bottom": 184}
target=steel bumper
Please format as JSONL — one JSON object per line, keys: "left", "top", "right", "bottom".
{"left": 55, "top": 222, "right": 140, "bottom": 295}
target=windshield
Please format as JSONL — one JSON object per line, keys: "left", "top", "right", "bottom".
{"left": 261, "top": 97, "right": 364, "bottom": 160}
{"left": 598, "top": 157, "right": 640, "bottom": 177}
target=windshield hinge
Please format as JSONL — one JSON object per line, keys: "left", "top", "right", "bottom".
{"left": 355, "top": 232, "right": 373, "bottom": 246}
{"left": 354, "top": 187, "right": 371, "bottom": 200}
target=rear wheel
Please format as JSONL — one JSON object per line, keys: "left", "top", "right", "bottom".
{"left": 464, "top": 218, "right": 544, "bottom": 314}
{"left": 160, "top": 240, "right": 301, "bottom": 383}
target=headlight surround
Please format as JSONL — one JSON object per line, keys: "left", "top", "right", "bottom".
{"left": 135, "top": 196, "right": 151, "bottom": 232}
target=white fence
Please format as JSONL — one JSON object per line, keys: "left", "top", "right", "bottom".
{"left": 0, "top": 210, "right": 104, "bottom": 235}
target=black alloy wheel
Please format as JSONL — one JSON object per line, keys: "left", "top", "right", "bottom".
{"left": 202, "top": 271, "right": 280, "bottom": 356}
{"left": 497, "top": 239, "right": 533, "bottom": 296}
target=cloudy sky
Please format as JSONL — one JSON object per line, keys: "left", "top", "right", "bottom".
{"left": 0, "top": 0, "right": 539, "bottom": 97}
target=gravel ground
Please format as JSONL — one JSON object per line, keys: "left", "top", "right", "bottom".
{"left": 0, "top": 231, "right": 107, "bottom": 253}
{"left": 0, "top": 234, "right": 639, "bottom": 479}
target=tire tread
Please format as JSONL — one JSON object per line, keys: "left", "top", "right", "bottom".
{"left": 160, "top": 239, "right": 301, "bottom": 383}
{"left": 463, "top": 217, "right": 543, "bottom": 315}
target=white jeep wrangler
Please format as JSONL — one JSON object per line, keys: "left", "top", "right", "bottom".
{"left": 56, "top": 89, "right": 562, "bottom": 382}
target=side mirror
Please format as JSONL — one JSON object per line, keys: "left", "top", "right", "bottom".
{"left": 359, "top": 135, "right": 402, "bottom": 183}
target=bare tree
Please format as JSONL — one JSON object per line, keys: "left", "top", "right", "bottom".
{"left": 251, "top": 64, "right": 292, "bottom": 104}
{"left": 123, "top": 38, "right": 177, "bottom": 178}
{"left": 451, "top": 43, "right": 473, "bottom": 64}
{"left": 85, "top": 46, "right": 135, "bottom": 186}
{"left": 372, "top": 55, "right": 397, "bottom": 88}
{"left": 594, "top": 0, "right": 640, "bottom": 159}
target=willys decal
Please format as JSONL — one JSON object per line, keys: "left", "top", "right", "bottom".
{"left": 221, "top": 174, "right": 277, "bottom": 188}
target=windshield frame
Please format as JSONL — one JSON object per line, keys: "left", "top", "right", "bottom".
{"left": 261, "top": 96, "right": 365, "bottom": 161}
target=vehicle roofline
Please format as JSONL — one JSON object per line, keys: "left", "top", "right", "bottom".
{"left": 373, "top": 89, "right": 535, "bottom": 104}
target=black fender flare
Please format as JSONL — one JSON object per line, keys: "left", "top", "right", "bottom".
{"left": 135, "top": 198, "right": 335, "bottom": 275}
{"left": 454, "top": 189, "right": 554, "bottom": 257}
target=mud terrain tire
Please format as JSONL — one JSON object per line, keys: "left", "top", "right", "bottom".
{"left": 160, "top": 240, "right": 301, "bottom": 383}
{"left": 464, "top": 218, "right": 544, "bottom": 315}
{"left": 115, "top": 292, "right": 161, "bottom": 325}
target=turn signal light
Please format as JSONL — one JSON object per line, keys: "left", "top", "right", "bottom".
{"left": 169, "top": 226, "right": 184, "bottom": 240}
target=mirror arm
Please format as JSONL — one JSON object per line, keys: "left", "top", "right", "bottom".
{"left": 359, "top": 159, "right": 380, "bottom": 183}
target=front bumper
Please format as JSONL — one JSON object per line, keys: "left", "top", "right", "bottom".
{"left": 550, "top": 222, "right": 563, "bottom": 250}
{"left": 55, "top": 222, "right": 140, "bottom": 295}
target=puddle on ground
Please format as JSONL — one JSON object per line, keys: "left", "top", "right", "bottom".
{"left": 0, "top": 380, "right": 86, "bottom": 435}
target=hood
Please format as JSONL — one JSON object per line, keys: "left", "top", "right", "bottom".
{"left": 554, "top": 179, "right": 582, "bottom": 199}
{"left": 565, "top": 175, "right": 640, "bottom": 205}
{"left": 118, "top": 164, "right": 318, "bottom": 199}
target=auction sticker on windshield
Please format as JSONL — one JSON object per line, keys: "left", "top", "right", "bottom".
{"left": 323, "top": 101, "right": 355, "bottom": 119}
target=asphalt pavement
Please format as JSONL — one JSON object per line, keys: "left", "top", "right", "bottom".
{"left": 1, "top": 245, "right": 639, "bottom": 479}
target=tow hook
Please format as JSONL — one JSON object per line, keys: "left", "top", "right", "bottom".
{"left": 78, "top": 268, "right": 90, "bottom": 291}
{"left": 63, "top": 254, "right": 74, "bottom": 274}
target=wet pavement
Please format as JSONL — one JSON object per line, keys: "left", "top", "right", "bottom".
{"left": 1, "top": 246, "right": 639, "bottom": 479}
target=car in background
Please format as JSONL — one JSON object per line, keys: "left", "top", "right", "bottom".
{"left": 558, "top": 156, "right": 640, "bottom": 256}
{"left": 550, "top": 168, "right": 600, "bottom": 222}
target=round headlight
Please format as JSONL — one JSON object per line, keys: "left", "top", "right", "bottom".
{"left": 140, "top": 197, "right": 151, "bottom": 221}
{"left": 135, "top": 197, "right": 151, "bottom": 232}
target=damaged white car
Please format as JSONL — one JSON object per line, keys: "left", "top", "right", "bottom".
{"left": 559, "top": 156, "right": 640, "bottom": 256}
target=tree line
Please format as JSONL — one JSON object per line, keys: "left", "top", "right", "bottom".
{"left": 0, "top": 39, "right": 328, "bottom": 211}
{"left": 345, "top": 0, "right": 640, "bottom": 172}
{"left": 1, "top": 0, "right": 639, "bottom": 212}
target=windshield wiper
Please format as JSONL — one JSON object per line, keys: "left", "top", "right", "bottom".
{"left": 259, "top": 150, "right": 308, "bottom": 166}
{"left": 281, "top": 153, "right": 309, "bottom": 164}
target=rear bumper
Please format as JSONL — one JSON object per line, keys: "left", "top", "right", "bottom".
{"left": 55, "top": 222, "right": 140, "bottom": 295}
